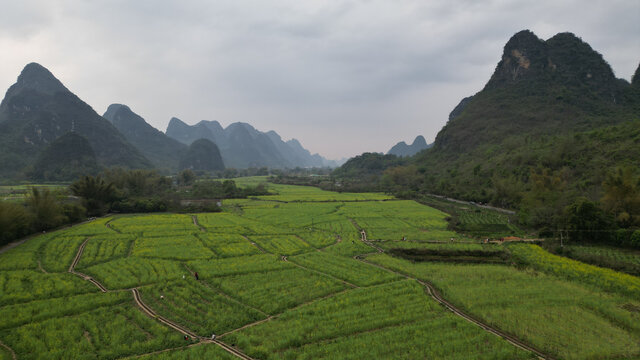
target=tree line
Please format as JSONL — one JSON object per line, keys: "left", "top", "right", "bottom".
{"left": 0, "top": 168, "right": 270, "bottom": 247}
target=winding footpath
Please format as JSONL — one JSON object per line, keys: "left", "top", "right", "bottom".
{"left": 68, "top": 238, "right": 107, "bottom": 292}
{"left": 352, "top": 225, "right": 551, "bottom": 360}
{"left": 65, "top": 228, "right": 254, "bottom": 360}
{"left": 0, "top": 339, "right": 16, "bottom": 360}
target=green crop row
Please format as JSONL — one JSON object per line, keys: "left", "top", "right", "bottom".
{"left": 290, "top": 251, "right": 400, "bottom": 287}
{"left": 132, "top": 235, "right": 215, "bottom": 260}
{"left": 223, "top": 279, "right": 532, "bottom": 359}
{"left": 134, "top": 343, "right": 237, "bottom": 359}
{"left": 365, "top": 253, "right": 640, "bottom": 360}
{"left": 197, "top": 233, "right": 261, "bottom": 258}
{"left": 0, "top": 291, "right": 129, "bottom": 330}
{"left": 83, "top": 257, "right": 185, "bottom": 289}
{"left": 248, "top": 235, "right": 313, "bottom": 255}
{"left": 140, "top": 279, "right": 265, "bottom": 336}
{"left": 509, "top": 243, "right": 640, "bottom": 298}
{"left": 188, "top": 254, "right": 293, "bottom": 278}
{"left": 0, "top": 303, "right": 184, "bottom": 359}
{"left": 76, "top": 234, "right": 135, "bottom": 268}
{"left": 0, "top": 270, "right": 97, "bottom": 306}
{"left": 208, "top": 267, "right": 347, "bottom": 314}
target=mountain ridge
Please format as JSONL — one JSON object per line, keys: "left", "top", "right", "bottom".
{"left": 103, "top": 104, "right": 187, "bottom": 171}
{"left": 0, "top": 63, "right": 152, "bottom": 179}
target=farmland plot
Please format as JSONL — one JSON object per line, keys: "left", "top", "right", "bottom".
{"left": 223, "top": 280, "right": 533, "bottom": 360}
{"left": 367, "top": 253, "right": 640, "bottom": 360}
{"left": 249, "top": 235, "right": 313, "bottom": 255}
{"left": 132, "top": 235, "right": 215, "bottom": 260}
{"left": 188, "top": 254, "right": 293, "bottom": 277}
{"left": 0, "top": 303, "right": 183, "bottom": 360}
{"left": 198, "top": 233, "right": 261, "bottom": 257}
{"left": 83, "top": 257, "right": 185, "bottom": 289}
{"left": 207, "top": 267, "right": 347, "bottom": 314}
{"left": 39, "top": 235, "right": 87, "bottom": 272}
{"left": 140, "top": 279, "right": 265, "bottom": 336}
{"left": 135, "top": 343, "right": 237, "bottom": 359}
{"left": 290, "top": 252, "right": 400, "bottom": 287}
{"left": 0, "top": 270, "right": 97, "bottom": 306}
{"left": 76, "top": 234, "right": 136, "bottom": 268}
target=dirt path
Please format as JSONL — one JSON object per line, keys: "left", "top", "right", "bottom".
{"left": 191, "top": 215, "right": 206, "bottom": 232}
{"left": 242, "top": 235, "right": 268, "bottom": 253}
{"left": 0, "top": 340, "right": 16, "bottom": 360}
{"left": 68, "top": 238, "right": 108, "bottom": 293}
{"left": 353, "top": 228, "right": 551, "bottom": 360}
{"left": 37, "top": 260, "right": 48, "bottom": 273}
{"left": 131, "top": 288, "right": 254, "bottom": 359}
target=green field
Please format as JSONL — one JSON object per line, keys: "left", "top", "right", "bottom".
{"left": 0, "top": 182, "right": 638, "bottom": 359}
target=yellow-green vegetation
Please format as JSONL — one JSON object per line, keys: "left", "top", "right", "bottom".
{"left": 198, "top": 233, "right": 261, "bottom": 257}
{"left": 290, "top": 251, "right": 400, "bottom": 286}
{"left": 557, "top": 244, "right": 640, "bottom": 276}
{"left": 207, "top": 267, "right": 347, "bottom": 314}
{"left": 39, "top": 235, "right": 86, "bottom": 272}
{"left": 366, "top": 253, "right": 640, "bottom": 360}
{"left": 0, "top": 303, "right": 183, "bottom": 359}
{"left": 0, "top": 270, "right": 97, "bottom": 306}
{"left": 223, "top": 280, "right": 534, "bottom": 360}
{"left": 76, "top": 234, "right": 136, "bottom": 268}
{"left": 188, "top": 254, "right": 293, "bottom": 277}
{"left": 82, "top": 257, "right": 185, "bottom": 289}
{"left": 132, "top": 235, "right": 215, "bottom": 260}
{"left": 140, "top": 279, "right": 265, "bottom": 336}
{"left": 1, "top": 182, "right": 638, "bottom": 359}
{"left": 249, "top": 235, "right": 313, "bottom": 255}
{"left": 134, "top": 343, "right": 237, "bottom": 359}
{"left": 509, "top": 243, "right": 640, "bottom": 298}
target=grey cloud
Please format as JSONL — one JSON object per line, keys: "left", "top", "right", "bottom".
{"left": 0, "top": 0, "right": 638, "bottom": 159}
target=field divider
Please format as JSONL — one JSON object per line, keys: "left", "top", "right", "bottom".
{"left": 242, "top": 235, "right": 269, "bottom": 254}
{"left": 0, "top": 339, "right": 16, "bottom": 360}
{"left": 220, "top": 287, "right": 353, "bottom": 338}
{"left": 287, "top": 258, "right": 359, "bottom": 288}
{"left": 354, "top": 251, "right": 552, "bottom": 360}
{"left": 67, "top": 238, "right": 108, "bottom": 292}
{"left": 182, "top": 264, "right": 270, "bottom": 317}
{"left": 131, "top": 288, "right": 198, "bottom": 338}
{"left": 131, "top": 287, "right": 255, "bottom": 360}
{"left": 191, "top": 215, "right": 206, "bottom": 232}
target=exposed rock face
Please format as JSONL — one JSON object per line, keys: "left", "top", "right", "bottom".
{"left": 0, "top": 63, "right": 151, "bottom": 179}
{"left": 103, "top": 104, "right": 187, "bottom": 171}
{"left": 433, "top": 30, "right": 631, "bottom": 153}
{"left": 179, "top": 138, "right": 225, "bottom": 172}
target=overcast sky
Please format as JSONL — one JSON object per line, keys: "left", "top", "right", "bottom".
{"left": 1, "top": 0, "right": 638, "bottom": 159}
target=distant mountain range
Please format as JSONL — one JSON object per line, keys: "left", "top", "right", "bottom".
{"left": 0, "top": 63, "right": 151, "bottom": 179}
{"left": 103, "top": 104, "right": 187, "bottom": 171}
{"left": 387, "top": 135, "right": 431, "bottom": 157}
{"left": 0, "top": 63, "right": 337, "bottom": 180}
{"left": 166, "top": 118, "right": 338, "bottom": 169}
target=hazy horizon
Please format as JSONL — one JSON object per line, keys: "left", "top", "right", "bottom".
{"left": 1, "top": 0, "right": 638, "bottom": 159}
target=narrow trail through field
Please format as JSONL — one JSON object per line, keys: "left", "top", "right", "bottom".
{"left": 63, "top": 231, "right": 252, "bottom": 359}
{"left": 68, "top": 238, "right": 108, "bottom": 292}
{"left": 191, "top": 215, "right": 206, "bottom": 232}
{"left": 132, "top": 288, "right": 254, "bottom": 359}
{"left": 352, "top": 225, "right": 551, "bottom": 360}
{"left": 37, "top": 260, "right": 47, "bottom": 273}
{"left": 242, "top": 235, "right": 267, "bottom": 253}
{"left": 0, "top": 340, "right": 17, "bottom": 360}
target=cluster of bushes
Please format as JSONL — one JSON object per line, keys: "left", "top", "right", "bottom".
{"left": 0, "top": 188, "right": 86, "bottom": 246}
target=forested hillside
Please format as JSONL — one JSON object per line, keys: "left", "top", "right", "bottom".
{"left": 333, "top": 30, "right": 640, "bottom": 240}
